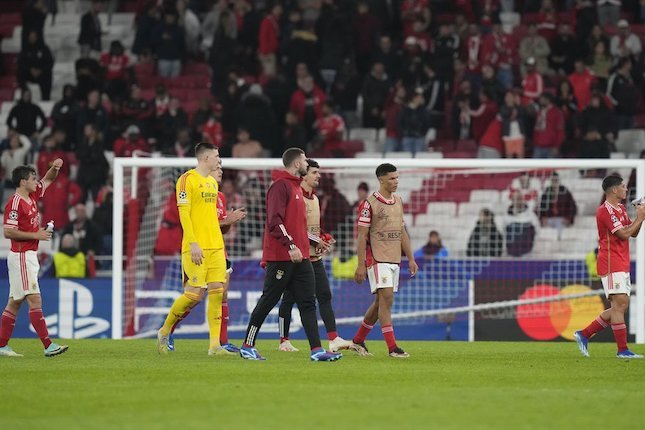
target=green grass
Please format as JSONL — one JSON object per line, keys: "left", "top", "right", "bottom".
{"left": 1, "top": 339, "right": 644, "bottom": 430}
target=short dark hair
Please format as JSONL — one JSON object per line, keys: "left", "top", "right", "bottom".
{"left": 357, "top": 182, "right": 369, "bottom": 191}
{"left": 12, "top": 165, "right": 37, "bottom": 187}
{"left": 376, "top": 163, "right": 397, "bottom": 178}
{"left": 602, "top": 174, "right": 623, "bottom": 191}
{"left": 306, "top": 158, "right": 319, "bottom": 171}
{"left": 194, "top": 142, "right": 218, "bottom": 158}
{"left": 282, "top": 147, "right": 305, "bottom": 167}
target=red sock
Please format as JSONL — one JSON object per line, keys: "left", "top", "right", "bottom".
{"left": 582, "top": 315, "right": 609, "bottom": 339}
{"left": 611, "top": 323, "right": 628, "bottom": 352}
{"left": 0, "top": 310, "right": 17, "bottom": 347}
{"left": 280, "top": 337, "right": 289, "bottom": 343}
{"left": 327, "top": 331, "right": 338, "bottom": 341}
{"left": 353, "top": 320, "right": 374, "bottom": 344}
{"left": 220, "top": 301, "right": 229, "bottom": 345}
{"left": 29, "top": 308, "right": 52, "bottom": 349}
{"left": 381, "top": 325, "right": 397, "bottom": 352}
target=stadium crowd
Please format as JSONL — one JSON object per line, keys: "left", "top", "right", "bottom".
{"left": 1, "top": 0, "right": 644, "bottom": 269}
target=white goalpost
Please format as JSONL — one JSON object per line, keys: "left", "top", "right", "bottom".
{"left": 112, "top": 157, "right": 645, "bottom": 344}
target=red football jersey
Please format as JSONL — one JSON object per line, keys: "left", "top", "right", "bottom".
{"left": 596, "top": 201, "right": 631, "bottom": 276}
{"left": 217, "top": 191, "right": 227, "bottom": 221}
{"left": 3, "top": 180, "right": 47, "bottom": 252}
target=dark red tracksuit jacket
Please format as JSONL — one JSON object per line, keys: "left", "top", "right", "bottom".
{"left": 262, "top": 170, "right": 310, "bottom": 262}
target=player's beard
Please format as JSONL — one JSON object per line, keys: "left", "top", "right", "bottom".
{"left": 298, "top": 166, "right": 308, "bottom": 176}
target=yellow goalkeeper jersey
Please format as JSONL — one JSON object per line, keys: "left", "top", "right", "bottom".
{"left": 176, "top": 169, "right": 224, "bottom": 253}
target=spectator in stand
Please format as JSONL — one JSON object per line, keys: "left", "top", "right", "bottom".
{"left": 353, "top": 1, "right": 380, "bottom": 76}
{"left": 361, "top": 62, "right": 390, "bottom": 128}
{"left": 78, "top": 0, "right": 104, "bottom": 58}
{"left": 154, "top": 10, "right": 185, "bottom": 78}
{"left": 480, "top": 64, "right": 505, "bottom": 104}
{"left": 508, "top": 172, "right": 541, "bottom": 211}
{"left": 478, "top": 118, "right": 504, "bottom": 158}
{"left": 577, "top": 129, "right": 611, "bottom": 159}
{"left": 176, "top": 0, "right": 200, "bottom": 57}
{"left": 76, "top": 123, "right": 109, "bottom": 202}
{"left": 132, "top": 1, "right": 159, "bottom": 58}
{"left": 236, "top": 84, "right": 280, "bottom": 156}
{"left": 113, "top": 125, "right": 150, "bottom": 157}
{"left": 555, "top": 80, "right": 578, "bottom": 155}
{"left": 597, "top": 0, "right": 622, "bottom": 27}
{"left": 569, "top": 59, "right": 595, "bottom": 110}
{"left": 500, "top": 89, "right": 527, "bottom": 158}
{"left": 504, "top": 190, "right": 539, "bottom": 257}
{"left": 399, "top": 89, "right": 431, "bottom": 157}
{"left": 519, "top": 24, "right": 550, "bottom": 76}
{"left": 452, "top": 79, "right": 477, "bottom": 138}
{"left": 283, "top": 111, "right": 307, "bottom": 152}
{"left": 521, "top": 57, "right": 544, "bottom": 107}
{"left": 152, "top": 83, "right": 170, "bottom": 118}
{"left": 587, "top": 41, "right": 612, "bottom": 89}
{"left": 258, "top": 2, "right": 282, "bottom": 77}
{"left": 6, "top": 89, "right": 47, "bottom": 140}
{"left": 122, "top": 84, "right": 153, "bottom": 137}
{"left": 63, "top": 203, "right": 104, "bottom": 257}
{"left": 41, "top": 173, "right": 82, "bottom": 232}
{"left": 482, "top": 23, "right": 514, "bottom": 90}
{"left": 100, "top": 40, "right": 130, "bottom": 102}
{"left": 18, "top": 31, "right": 54, "bottom": 101}
{"left": 37, "top": 134, "right": 69, "bottom": 178}
{"left": 92, "top": 190, "right": 113, "bottom": 252}
{"left": 232, "top": 128, "right": 264, "bottom": 158}
{"left": 549, "top": 24, "right": 576, "bottom": 75}
{"left": 173, "top": 128, "right": 194, "bottom": 157}
{"left": 432, "top": 24, "right": 459, "bottom": 85}
{"left": 200, "top": 111, "right": 223, "bottom": 148}
{"left": 21, "top": 0, "right": 47, "bottom": 49}
{"left": 414, "top": 230, "right": 449, "bottom": 260}
{"left": 607, "top": 58, "right": 639, "bottom": 130}
{"left": 53, "top": 235, "right": 86, "bottom": 279}
{"left": 466, "top": 208, "right": 504, "bottom": 257}
{"left": 315, "top": 101, "right": 345, "bottom": 156}
{"left": 352, "top": 181, "right": 369, "bottom": 210}
{"left": 1, "top": 133, "right": 31, "bottom": 195}
{"left": 289, "top": 75, "right": 326, "bottom": 141}
{"left": 401, "top": 0, "right": 431, "bottom": 37}
{"left": 74, "top": 57, "right": 102, "bottom": 102}
{"left": 154, "top": 192, "right": 182, "bottom": 256}
{"left": 158, "top": 97, "right": 188, "bottom": 154}
{"left": 467, "top": 89, "right": 499, "bottom": 143}
{"left": 533, "top": 93, "right": 564, "bottom": 158}
{"left": 51, "top": 85, "right": 79, "bottom": 151}
{"left": 610, "top": 20, "right": 642, "bottom": 61}
{"left": 383, "top": 84, "right": 406, "bottom": 154}
{"left": 372, "top": 35, "right": 401, "bottom": 84}
{"left": 76, "top": 89, "right": 109, "bottom": 145}
{"left": 536, "top": 0, "right": 558, "bottom": 43}
{"left": 421, "top": 64, "right": 444, "bottom": 120}
{"left": 586, "top": 24, "right": 610, "bottom": 60}
{"left": 538, "top": 172, "right": 577, "bottom": 232}
{"left": 192, "top": 97, "right": 214, "bottom": 132}
{"left": 464, "top": 23, "right": 484, "bottom": 79}
{"left": 318, "top": 175, "right": 352, "bottom": 235}
{"left": 579, "top": 93, "right": 616, "bottom": 144}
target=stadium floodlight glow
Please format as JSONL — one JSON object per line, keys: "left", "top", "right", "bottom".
{"left": 113, "top": 157, "right": 645, "bottom": 344}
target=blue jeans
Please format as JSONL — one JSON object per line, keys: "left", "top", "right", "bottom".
{"left": 402, "top": 137, "right": 426, "bottom": 157}
{"left": 383, "top": 137, "right": 401, "bottom": 154}
{"left": 533, "top": 147, "right": 558, "bottom": 158}
{"left": 158, "top": 60, "right": 181, "bottom": 78}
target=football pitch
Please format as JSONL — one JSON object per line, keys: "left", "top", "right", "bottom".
{"left": 1, "top": 339, "right": 644, "bottom": 430}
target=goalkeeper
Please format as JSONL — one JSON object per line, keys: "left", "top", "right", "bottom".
{"left": 277, "top": 159, "right": 356, "bottom": 353}
{"left": 157, "top": 143, "right": 228, "bottom": 356}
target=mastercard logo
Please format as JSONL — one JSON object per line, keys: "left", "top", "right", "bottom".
{"left": 516, "top": 284, "right": 604, "bottom": 340}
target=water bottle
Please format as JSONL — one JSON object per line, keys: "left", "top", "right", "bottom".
{"left": 46, "top": 220, "right": 55, "bottom": 233}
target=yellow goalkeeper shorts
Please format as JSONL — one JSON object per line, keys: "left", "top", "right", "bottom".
{"left": 182, "top": 248, "right": 227, "bottom": 287}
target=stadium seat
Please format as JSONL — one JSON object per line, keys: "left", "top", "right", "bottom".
{"left": 355, "top": 151, "right": 383, "bottom": 158}
{"left": 616, "top": 129, "right": 645, "bottom": 154}
{"left": 610, "top": 152, "right": 627, "bottom": 159}
{"left": 416, "top": 152, "right": 443, "bottom": 159}
{"left": 470, "top": 189, "right": 501, "bottom": 203}
{"left": 425, "top": 202, "right": 457, "bottom": 218}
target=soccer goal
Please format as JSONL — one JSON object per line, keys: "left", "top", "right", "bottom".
{"left": 112, "top": 157, "right": 645, "bottom": 344}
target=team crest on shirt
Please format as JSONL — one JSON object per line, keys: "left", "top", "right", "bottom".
{"left": 276, "top": 270, "right": 284, "bottom": 280}
{"left": 9, "top": 210, "right": 18, "bottom": 220}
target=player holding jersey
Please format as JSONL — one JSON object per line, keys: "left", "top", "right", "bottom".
{"left": 0, "top": 161, "right": 69, "bottom": 357}
{"left": 574, "top": 174, "right": 645, "bottom": 359}
{"left": 157, "top": 143, "right": 228, "bottom": 356}
{"left": 352, "top": 163, "right": 418, "bottom": 358}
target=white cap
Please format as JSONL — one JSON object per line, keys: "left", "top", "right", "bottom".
{"left": 617, "top": 19, "right": 629, "bottom": 29}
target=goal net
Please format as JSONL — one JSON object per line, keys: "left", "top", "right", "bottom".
{"left": 112, "top": 158, "right": 645, "bottom": 344}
